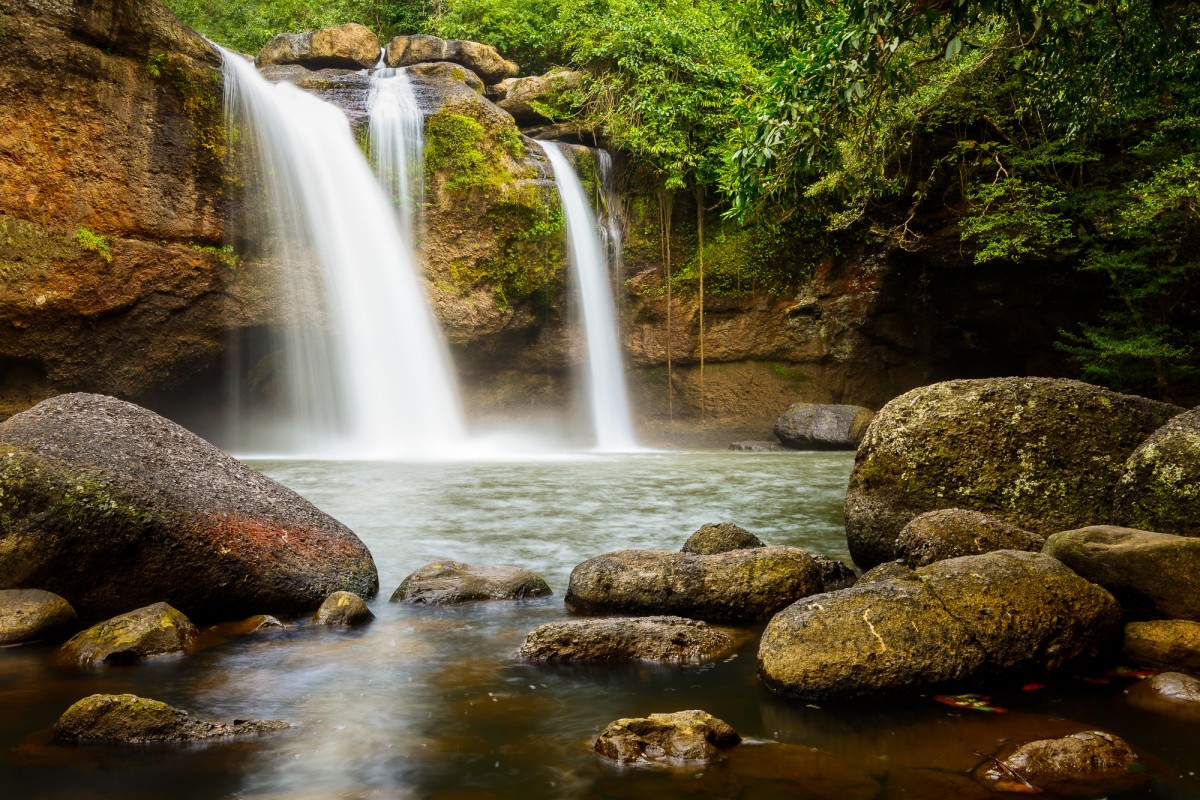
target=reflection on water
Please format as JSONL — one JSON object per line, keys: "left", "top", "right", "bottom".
{"left": 1, "top": 452, "right": 1198, "bottom": 799}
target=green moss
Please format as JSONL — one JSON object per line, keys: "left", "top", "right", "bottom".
{"left": 146, "top": 52, "right": 227, "bottom": 173}
{"left": 192, "top": 243, "right": 238, "bottom": 269}
{"left": 0, "top": 215, "right": 73, "bottom": 283}
{"left": 426, "top": 112, "right": 502, "bottom": 193}
{"left": 769, "top": 363, "right": 809, "bottom": 381}
{"left": 73, "top": 228, "right": 113, "bottom": 263}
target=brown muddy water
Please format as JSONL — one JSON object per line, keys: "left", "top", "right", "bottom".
{"left": 2, "top": 452, "right": 1198, "bottom": 798}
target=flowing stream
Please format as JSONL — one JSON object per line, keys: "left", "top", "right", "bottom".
{"left": 368, "top": 66, "right": 424, "bottom": 248}
{"left": 220, "top": 50, "right": 465, "bottom": 458}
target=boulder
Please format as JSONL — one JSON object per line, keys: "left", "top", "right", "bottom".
{"left": 384, "top": 35, "right": 518, "bottom": 84}
{"left": 758, "top": 551, "right": 1121, "bottom": 700}
{"left": 844, "top": 378, "right": 1181, "bottom": 569}
{"left": 728, "top": 441, "right": 789, "bottom": 452}
{"left": 58, "top": 602, "right": 197, "bottom": 667}
{"left": 1123, "top": 620, "right": 1200, "bottom": 671}
{"left": 391, "top": 560, "right": 551, "bottom": 604}
{"left": 256, "top": 23, "right": 380, "bottom": 71}
{"left": 1042, "top": 526, "right": 1200, "bottom": 621}
{"left": 313, "top": 591, "right": 374, "bottom": 626}
{"left": 1128, "top": 672, "right": 1200, "bottom": 720}
{"left": 517, "top": 616, "right": 738, "bottom": 663}
{"left": 1114, "top": 406, "right": 1200, "bottom": 536}
{"left": 258, "top": 65, "right": 374, "bottom": 127}
{"left": 977, "top": 731, "right": 1149, "bottom": 797}
{"left": 405, "top": 61, "right": 485, "bottom": 93}
{"left": 1144, "top": 671, "right": 1200, "bottom": 703}
{"left": 593, "top": 710, "right": 741, "bottom": 764}
{"left": 0, "top": 394, "right": 379, "bottom": 622}
{"left": 680, "top": 522, "right": 764, "bottom": 555}
{"left": 53, "top": 694, "right": 288, "bottom": 743}
{"left": 895, "top": 508, "right": 1045, "bottom": 567}
{"left": 774, "top": 403, "right": 874, "bottom": 450}
{"left": 565, "top": 547, "right": 851, "bottom": 622}
{"left": 0, "top": 588, "right": 77, "bottom": 645}
{"left": 491, "top": 69, "right": 583, "bottom": 125}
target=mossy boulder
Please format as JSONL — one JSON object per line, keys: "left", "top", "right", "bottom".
{"left": 895, "top": 508, "right": 1045, "bottom": 567}
{"left": 758, "top": 551, "right": 1121, "bottom": 700}
{"left": 256, "top": 23, "right": 380, "bottom": 70}
{"left": 384, "top": 35, "right": 518, "bottom": 84}
{"left": 1123, "top": 620, "right": 1200, "bottom": 672}
{"left": 844, "top": 378, "right": 1181, "bottom": 569}
{"left": 976, "top": 731, "right": 1149, "bottom": 797}
{"left": 54, "top": 694, "right": 288, "bottom": 743}
{"left": 0, "top": 394, "right": 378, "bottom": 622}
{"left": 565, "top": 547, "right": 852, "bottom": 622}
{"left": 593, "top": 710, "right": 741, "bottom": 764}
{"left": 0, "top": 588, "right": 77, "bottom": 645}
{"left": 680, "top": 522, "right": 765, "bottom": 555}
{"left": 1043, "top": 525, "right": 1200, "bottom": 621}
{"left": 313, "top": 591, "right": 374, "bottom": 626}
{"left": 774, "top": 403, "right": 874, "bottom": 450}
{"left": 517, "top": 616, "right": 739, "bottom": 663}
{"left": 58, "top": 602, "right": 196, "bottom": 667}
{"left": 391, "top": 560, "right": 551, "bottom": 605}
{"left": 491, "top": 68, "right": 584, "bottom": 124}
{"left": 1113, "top": 406, "right": 1200, "bottom": 536}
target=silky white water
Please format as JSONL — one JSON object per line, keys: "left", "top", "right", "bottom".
{"left": 542, "top": 142, "right": 638, "bottom": 451}
{"left": 368, "top": 66, "right": 424, "bottom": 248}
{"left": 220, "top": 50, "right": 466, "bottom": 458}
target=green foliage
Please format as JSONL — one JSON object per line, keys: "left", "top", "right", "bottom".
{"left": 193, "top": 244, "right": 239, "bottom": 269}
{"left": 959, "top": 179, "right": 1075, "bottom": 263}
{"left": 425, "top": 112, "right": 491, "bottom": 192}
{"left": 673, "top": 219, "right": 804, "bottom": 296}
{"left": 73, "top": 228, "right": 113, "bottom": 263}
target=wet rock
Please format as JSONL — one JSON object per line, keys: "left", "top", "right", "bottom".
{"left": 680, "top": 522, "right": 765, "bottom": 555}
{"left": 0, "top": 588, "right": 77, "bottom": 645}
{"left": 774, "top": 403, "right": 874, "bottom": 450}
{"left": 384, "top": 35, "right": 518, "bottom": 84}
{"left": 491, "top": 69, "right": 583, "bottom": 124}
{"left": 758, "top": 551, "right": 1121, "bottom": 700}
{"left": 256, "top": 23, "right": 380, "bottom": 70}
{"left": 895, "top": 508, "right": 1045, "bottom": 567}
{"left": 1144, "top": 671, "right": 1200, "bottom": 703}
{"left": 0, "top": 394, "right": 379, "bottom": 623}
{"left": 405, "top": 61, "right": 485, "bottom": 93}
{"left": 728, "top": 440, "right": 789, "bottom": 452}
{"left": 1123, "top": 620, "right": 1200, "bottom": 671}
{"left": 593, "top": 710, "right": 741, "bottom": 764}
{"left": 391, "top": 560, "right": 551, "bottom": 605}
{"left": 258, "top": 65, "right": 373, "bottom": 127}
{"left": 1114, "top": 406, "right": 1200, "bottom": 536}
{"left": 978, "top": 731, "right": 1149, "bottom": 797}
{"left": 843, "top": 377, "right": 1180, "bottom": 569}
{"left": 54, "top": 694, "right": 288, "bottom": 743}
{"left": 857, "top": 560, "right": 913, "bottom": 584}
{"left": 314, "top": 591, "right": 374, "bottom": 626}
{"left": 517, "top": 616, "right": 737, "bottom": 663}
{"left": 58, "top": 602, "right": 197, "bottom": 667}
{"left": 566, "top": 547, "right": 850, "bottom": 622}
{"left": 1128, "top": 672, "right": 1200, "bottom": 721}
{"left": 1043, "top": 525, "right": 1200, "bottom": 621}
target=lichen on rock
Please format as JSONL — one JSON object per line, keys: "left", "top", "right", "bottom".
{"left": 53, "top": 693, "right": 288, "bottom": 743}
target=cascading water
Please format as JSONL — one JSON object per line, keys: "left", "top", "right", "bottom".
{"left": 541, "top": 142, "right": 638, "bottom": 451}
{"left": 220, "top": 49, "right": 466, "bottom": 458}
{"left": 367, "top": 66, "right": 424, "bottom": 248}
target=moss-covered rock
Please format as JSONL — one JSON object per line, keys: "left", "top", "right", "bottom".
{"left": 1123, "top": 620, "right": 1200, "bottom": 672}
{"left": 313, "top": 591, "right": 374, "bottom": 626}
{"left": 58, "top": 602, "right": 197, "bottom": 667}
{"left": 391, "top": 560, "right": 551, "bottom": 605}
{"left": 53, "top": 693, "right": 288, "bottom": 743}
{"left": 758, "top": 551, "right": 1121, "bottom": 700}
{"left": 1114, "top": 406, "right": 1200, "bottom": 536}
{"left": 517, "top": 616, "right": 738, "bottom": 663}
{"left": 844, "top": 378, "right": 1181, "bottom": 569}
{"left": 593, "top": 710, "right": 741, "bottom": 764}
{"left": 680, "top": 522, "right": 765, "bottom": 555}
{"left": 895, "top": 508, "right": 1045, "bottom": 567}
{"left": 0, "top": 588, "right": 77, "bottom": 645}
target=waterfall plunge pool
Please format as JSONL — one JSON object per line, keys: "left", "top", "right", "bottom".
{"left": 2, "top": 452, "right": 1198, "bottom": 798}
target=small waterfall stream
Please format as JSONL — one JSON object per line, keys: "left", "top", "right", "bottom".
{"left": 220, "top": 49, "right": 466, "bottom": 458}
{"left": 542, "top": 142, "right": 638, "bottom": 451}
{"left": 368, "top": 66, "right": 424, "bottom": 247}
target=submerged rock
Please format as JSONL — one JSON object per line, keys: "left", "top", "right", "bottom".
{"left": 680, "top": 522, "right": 765, "bottom": 555}
{"left": 256, "top": 23, "right": 380, "bottom": 70}
{"left": 978, "top": 731, "right": 1149, "bottom": 797}
{"left": 1123, "top": 620, "right": 1200, "bottom": 672}
{"left": 843, "top": 378, "right": 1180, "bottom": 569}
{"left": 593, "top": 710, "right": 741, "bottom": 764}
{"left": 1128, "top": 672, "right": 1200, "bottom": 720}
{"left": 391, "top": 560, "right": 551, "bottom": 605}
{"left": 1043, "top": 525, "right": 1200, "bottom": 621}
{"left": 895, "top": 508, "right": 1045, "bottom": 567}
{"left": 728, "top": 440, "right": 789, "bottom": 452}
{"left": 0, "top": 588, "right": 77, "bottom": 645}
{"left": 384, "top": 35, "right": 518, "bottom": 84}
{"left": 314, "top": 591, "right": 374, "bottom": 626}
{"left": 758, "top": 551, "right": 1120, "bottom": 700}
{"left": 54, "top": 694, "right": 288, "bottom": 743}
{"left": 1114, "top": 406, "right": 1200, "bottom": 536}
{"left": 517, "top": 616, "right": 737, "bottom": 663}
{"left": 0, "top": 394, "right": 379, "bottom": 623}
{"left": 566, "top": 547, "right": 850, "bottom": 622}
{"left": 58, "top": 602, "right": 197, "bottom": 667}
{"left": 774, "top": 403, "right": 874, "bottom": 450}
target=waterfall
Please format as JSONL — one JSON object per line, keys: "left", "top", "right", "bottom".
{"left": 541, "top": 142, "right": 638, "bottom": 451}
{"left": 219, "top": 49, "right": 466, "bottom": 458}
{"left": 368, "top": 67, "right": 423, "bottom": 248}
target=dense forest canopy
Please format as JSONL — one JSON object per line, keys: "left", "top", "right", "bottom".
{"left": 169, "top": 0, "right": 1199, "bottom": 401}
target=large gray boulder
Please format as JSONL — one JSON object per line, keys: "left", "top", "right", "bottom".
{"left": 593, "top": 710, "right": 740, "bottom": 764}
{"left": 1043, "top": 526, "right": 1200, "bottom": 620}
{"left": 391, "top": 560, "right": 551, "bottom": 604}
{"left": 774, "top": 403, "right": 874, "bottom": 450}
{"left": 384, "top": 35, "right": 518, "bottom": 84}
{"left": 844, "top": 378, "right": 1180, "bottom": 569}
{"left": 0, "top": 588, "right": 77, "bottom": 645}
{"left": 565, "top": 547, "right": 852, "bottom": 622}
{"left": 54, "top": 694, "right": 288, "bottom": 743}
{"left": 758, "top": 551, "right": 1121, "bottom": 700}
{"left": 256, "top": 23, "right": 380, "bottom": 70}
{"left": 0, "top": 394, "right": 378, "bottom": 623}
{"left": 517, "top": 616, "right": 738, "bottom": 663}
{"left": 58, "top": 602, "right": 196, "bottom": 667}
{"left": 895, "top": 508, "right": 1045, "bottom": 567}
{"left": 1114, "top": 406, "right": 1200, "bottom": 536}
